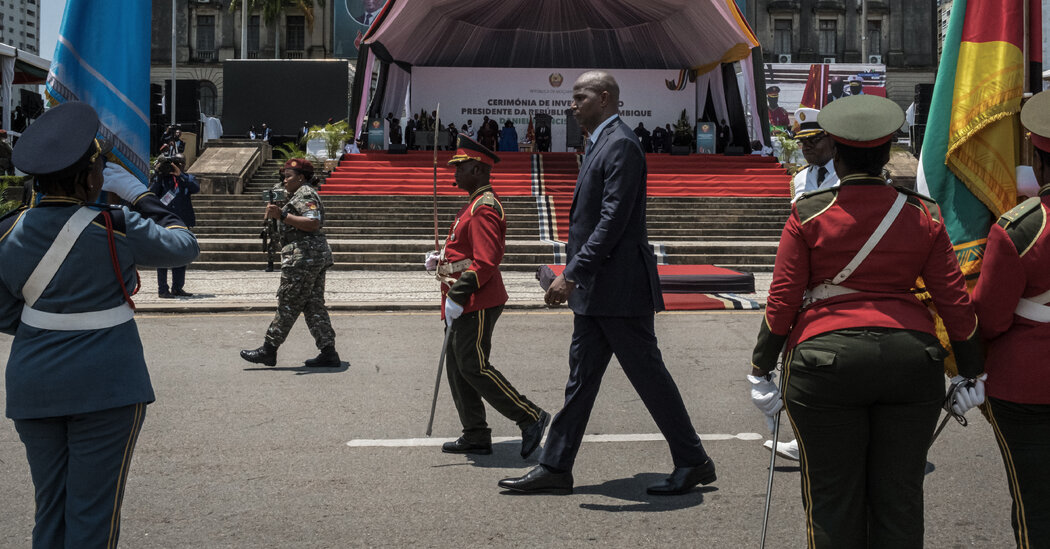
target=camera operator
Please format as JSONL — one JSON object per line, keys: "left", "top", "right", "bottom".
{"left": 159, "top": 129, "right": 186, "bottom": 158}
{"left": 241, "top": 158, "right": 341, "bottom": 368}
{"left": 149, "top": 155, "right": 198, "bottom": 298}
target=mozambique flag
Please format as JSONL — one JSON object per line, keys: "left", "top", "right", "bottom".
{"left": 799, "top": 64, "right": 830, "bottom": 109}
{"left": 45, "top": 0, "right": 151, "bottom": 183}
{"left": 917, "top": 0, "right": 1041, "bottom": 279}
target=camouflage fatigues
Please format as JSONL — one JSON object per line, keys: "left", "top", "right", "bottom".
{"left": 264, "top": 183, "right": 336, "bottom": 349}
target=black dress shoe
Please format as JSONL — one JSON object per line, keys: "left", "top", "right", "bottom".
{"left": 158, "top": 291, "right": 175, "bottom": 299}
{"left": 304, "top": 345, "right": 341, "bottom": 368}
{"left": 441, "top": 437, "right": 492, "bottom": 455}
{"left": 240, "top": 343, "right": 277, "bottom": 367}
{"left": 498, "top": 465, "right": 573, "bottom": 495}
{"left": 647, "top": 458, "right": 717, "bottom": 495}
{"left": 171, "top": 289, "right": 194, "bottom": 297}
{"left": 520, "top": 410, "right": 550, "bottom": 458}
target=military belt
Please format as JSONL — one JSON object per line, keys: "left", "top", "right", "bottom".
{"left": 20, "top": 206, "right": 135, "bottom": 331}
{"left": 437, "top": 259, "right": 472, "bottom": 276}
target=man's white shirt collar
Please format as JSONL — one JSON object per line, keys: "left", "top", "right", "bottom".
{"left": 589, "top": 114, "right": 620, "bottom": 145}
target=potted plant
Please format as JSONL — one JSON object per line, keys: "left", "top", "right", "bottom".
{"left": 771, "top": 129, "right": 802, "bottom": 171}
{"left": 671, "top": 109, "right": 693, "bottom": 155}
{"left": 306, "top": 119, "right": 352, "bottom": 172}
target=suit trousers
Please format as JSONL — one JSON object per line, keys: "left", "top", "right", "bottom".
{"left": 783, "top": 328, "right": 944, "bottom": 549}
{"left": 14, "top": 403, "right": 147, "bottom": 549}
{"left": 986, "top": 397, "right": 1050, "bottom": 549}
{"left": 156, "top": 266, "right": 186, "bottom": 293}
{"left": 446, "top": 305, "right": 543, "bottom": 443}
{"left": 540, "top": 313, "right": 708, "bottom": 472}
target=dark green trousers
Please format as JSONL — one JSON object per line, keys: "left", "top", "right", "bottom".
{"left": 783, "top": 328, "right": 945, "bottom": 549}
{"left": 445, "top": 305, "right": 542, "bottom": 443}
{"left": 987, "top": 397, "right": 1050, "bottom": 549}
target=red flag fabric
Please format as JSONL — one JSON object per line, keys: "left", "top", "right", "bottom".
{"left": 799, "top": 64, "right": 830, "bottom": 109}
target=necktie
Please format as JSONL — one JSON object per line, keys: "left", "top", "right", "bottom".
{"left": 363, "top": 12, "right": 372, "bottom": 25}
{"left": 817, "top": 166, "right": 828, "bottom": 185}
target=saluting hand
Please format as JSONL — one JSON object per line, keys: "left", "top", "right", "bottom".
{"left": 544, "top": 274, "right": 576, "bottom": 306}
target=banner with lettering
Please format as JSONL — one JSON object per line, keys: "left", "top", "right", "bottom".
{"left": 411, "top": 67, "right": 696, "bottom": 152}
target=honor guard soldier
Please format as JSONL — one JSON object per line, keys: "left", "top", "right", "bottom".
{"left": 1, "top": 101, "right": 199, "bottom": 547}
{"left": 749, "top": 95, "right": 983, "bottom": 547}
{"left": 790, "top": 107, "right": 839, "bottom": 203}
{"left": 241, "top": 158, "right": 341, "bottom": 368}
{"left": 426, "top": 134, "right": 550, "bottom": 458}
{"left": 972, "top": 89, "right": 1050, "bottom": 548}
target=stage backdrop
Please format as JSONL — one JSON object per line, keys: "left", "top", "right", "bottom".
{"left": 411, "top": 67, "right": 695, "bottom": 152}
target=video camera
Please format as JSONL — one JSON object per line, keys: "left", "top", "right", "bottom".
{"left": 262, "top": 188, "right": 288, "bottom": 203}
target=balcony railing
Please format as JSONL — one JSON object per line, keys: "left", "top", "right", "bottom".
{"left": 284, "top": 50, "right": 304, "bottom": 59}
{"left": 193, "top": 50, "right": 217, "bottom": 63}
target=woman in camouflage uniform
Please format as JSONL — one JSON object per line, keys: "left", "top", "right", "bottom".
{"left": 241, "top": 158, "right": 340, "bottom": 368}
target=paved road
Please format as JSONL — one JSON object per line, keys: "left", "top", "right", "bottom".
{"left": 0, "top": 311, "right": 1012, "bottom": 548}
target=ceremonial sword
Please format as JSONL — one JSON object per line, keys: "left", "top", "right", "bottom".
{"left": 425, "top": 326, "right": 453, "bottom": 437}
{"left": 760, "top": 363, "right": 785, "bottom": 549}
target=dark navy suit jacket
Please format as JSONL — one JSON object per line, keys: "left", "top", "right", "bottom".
{"left": 563, "top": 116, "right": 664, "bottom": 317}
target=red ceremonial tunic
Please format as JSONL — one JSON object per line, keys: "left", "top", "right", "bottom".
{"left": 441, "top": 185, "right": 509, "bottom": 316}
{"left": 973, "top": 193, "right": 1050, "bottom": 404}
{"left": 763, "top": 178, "right": 976, "bottom": 354}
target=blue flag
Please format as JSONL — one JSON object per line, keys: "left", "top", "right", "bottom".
{"left": 45, "top": 0, "right": 151, "bottom": 183}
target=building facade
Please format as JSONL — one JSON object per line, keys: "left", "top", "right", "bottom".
{"left": 150, "top": 0, "right": 333, "bottom": 118}
{"left": 743, "top": 0, "right": 938, "bottom": 68}
{"left": 0, "top": 0, "right": 41, "bottom": 54}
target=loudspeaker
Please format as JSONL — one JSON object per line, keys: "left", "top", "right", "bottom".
{"left": 913, "top": 84, "right": 935, "bottom": 126}
{"left": 388, "top": 144, "right": 407, "bottom": 154}
{"left": 671, "top": 145, "right": 691, "bottom": 156}
{"left": 164, "top": 79, "right": 200, "bottom": 124}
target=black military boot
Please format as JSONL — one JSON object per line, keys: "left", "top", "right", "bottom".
{"left": 240, "top": 342, "right": 277, "bottom": 366}
{"left": 265, "top": 260, "right": 275, "bottom": 273}
{"left": 304, "top": 345, "right": 341, "bottom": 368}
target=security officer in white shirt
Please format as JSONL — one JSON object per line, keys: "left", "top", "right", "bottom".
{"left": 790, "top": 107, "right": 839, "bottom": 203}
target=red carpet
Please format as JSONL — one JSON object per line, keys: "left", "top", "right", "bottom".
{"left": 538, "top": 264, "right": 759, "bottom": 311}
{"left": 321, "top": 151, "right": 790, "bottom": 244}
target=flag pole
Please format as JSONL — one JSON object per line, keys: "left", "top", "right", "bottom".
{"left": 432, "top": 103, "right": 441, "bottom": 251}
{"left": 1022, "top": 0, "right": 1030, "bottom": 91}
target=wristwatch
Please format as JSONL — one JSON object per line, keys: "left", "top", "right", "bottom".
{"left": 280, "top": 210, "right": 288, "bottom": 221}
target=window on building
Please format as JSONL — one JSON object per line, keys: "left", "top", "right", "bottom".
{"left": 818, "top": 19, "right": 837, "bottom": 56}
{"left": 248, "top": 15, "right": 260, "bottom": 57}
{"left": 198, "top": 80, "right": 218, "bottom": 116}
{"left": 867, "top": 20, "right": 882, "bottom": 56}
{"left": 196, "top": 14, "right": 216, "bottom": 56}
{"left": 286, "top": 15, "right": 305, "bottom": 52}
{"left": 773, "top": 19, "right": 792, "bottom": 54}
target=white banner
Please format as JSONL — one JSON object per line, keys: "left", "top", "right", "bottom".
{"left": 411, "top": 67, "right": 696, "bottom": 152}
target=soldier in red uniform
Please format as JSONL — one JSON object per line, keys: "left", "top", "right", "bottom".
{"left": 428, "top": 134, "right": 550, "bottom": 459}
{"left": 748, "top": 95, "right": 984, "bottom": 548}
{"left": 972, "top": 90, "right": 1050, "bottom": 548}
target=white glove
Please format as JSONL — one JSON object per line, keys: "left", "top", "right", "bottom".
{"left": 748, "top": 373, "right": 783, "bottom": 432}
{"left": 424, "top": 251, "right": 440, "bottom": 271}
{"left": 102, "top": 164, "right": 148, "bottom": 202}
{"left": 950, "top": 374, "right": 987, "bottom": 416}
{"left": 444, "top": 298, "right": 464, "bottom": 327}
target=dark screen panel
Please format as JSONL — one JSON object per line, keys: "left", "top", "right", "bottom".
{"left": 222, "top": 60, "right": 352, "bottom": 137}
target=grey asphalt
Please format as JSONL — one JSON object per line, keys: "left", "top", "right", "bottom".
{"left": 0, "top": 307, "right": 1013, "bottom": 548}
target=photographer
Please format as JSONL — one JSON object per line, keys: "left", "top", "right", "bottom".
{"left": 149, "top": 155, "right": 199, "bottom": 298}
{"left": 240, "top": 158, "right": 341, "bottom": 368}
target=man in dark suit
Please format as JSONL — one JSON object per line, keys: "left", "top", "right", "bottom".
{"left": 498, "top": 71, "right": 716, "bottom": 496}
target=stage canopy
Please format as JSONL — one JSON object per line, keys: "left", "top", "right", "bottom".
{"left": 0, "top": 43, "right": 49, "bottom": 131}
{"left": 350, "top": 0, "right": 771, "bottom": 148}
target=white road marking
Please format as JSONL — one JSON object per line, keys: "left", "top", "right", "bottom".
{"left": 347, "top": 432, "right": 764, "bottom": 448}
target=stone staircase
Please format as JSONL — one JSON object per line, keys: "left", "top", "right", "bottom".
{"left": 189, "top": 192, "right": 788, "bottom": 273}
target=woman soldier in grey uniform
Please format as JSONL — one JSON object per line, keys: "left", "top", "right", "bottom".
{"left": 0, "top": 102, "right": 199, "bottom": 548}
